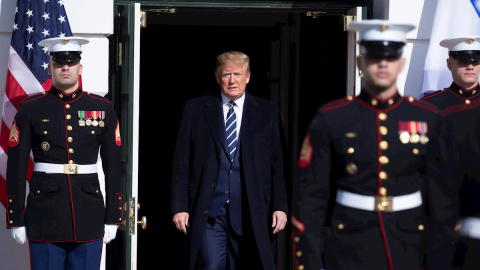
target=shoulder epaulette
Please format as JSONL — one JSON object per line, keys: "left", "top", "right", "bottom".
{"left": 405, "top": 95, "right": 440, "bottom": 113}
{"left": 421, "top": 88, "right": 447, "bottom": 99}
{"left": 322, "top": 95, "right": 355, "bottom": 111}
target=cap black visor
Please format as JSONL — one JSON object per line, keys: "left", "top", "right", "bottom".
{"left": 450, "top": 50, "right": 480, "bottom": 62}
{"left": 359, "top": 41, "right": 405, "bottom": 57}
{"left": 50, "top": 51, "right": 81, "bottom": 63}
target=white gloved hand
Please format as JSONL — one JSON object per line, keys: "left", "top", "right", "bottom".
{"left": 11, "top": 226, "right": 27, "bottom": 245}
{"left": 103, "top": 224, "right": 118, "bottom": 243}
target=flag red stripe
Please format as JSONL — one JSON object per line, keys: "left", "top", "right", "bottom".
{"left": 5, "top": 69, "right": 29, "bottom": 110}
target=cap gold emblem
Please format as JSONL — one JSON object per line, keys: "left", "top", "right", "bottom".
{"left": 467, "top": 38, "right": 474, "bottom": 44}
{"left": 379, "top": 24, "right": 388, "bottom": 31}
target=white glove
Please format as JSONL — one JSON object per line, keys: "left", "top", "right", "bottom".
{"left": 103, "top": 224, "right": 118, "bottom": 243}
{"left": 11, "top": 226, "right": 27, "bottom": 245}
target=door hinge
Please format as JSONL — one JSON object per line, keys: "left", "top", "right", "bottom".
{"left": 140, "top": 11, "right": 147, "bottom": 28}
{"left": 343, "top": 15, "right": 355, "bottom": 31}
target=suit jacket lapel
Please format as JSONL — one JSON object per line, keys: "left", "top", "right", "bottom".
{"left": 203, "top": 97, "right": 229, "bottom": 157}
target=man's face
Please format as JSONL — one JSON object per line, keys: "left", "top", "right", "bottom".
{"left": 447, "top": 57, "right": 480, "bottom": 89}
{"left": 48, "top": 61, "right": 82, "bottom": 93}
{"left": 215, "top": 64, "right": 250, "bottom": 100}
{"left": 357, "top": 54, "right": 405, "bottom": 94}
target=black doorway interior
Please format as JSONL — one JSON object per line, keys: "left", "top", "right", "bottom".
{"left": 136, "top": 8, "right": 347, "bottom": 269}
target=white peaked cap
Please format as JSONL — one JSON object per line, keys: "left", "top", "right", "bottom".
{"left": 440, "top": 37, "right": 480, "bottom": 51}
{"left": 38, "top": 36, "right": 89, "bottom": 52}
{"left": 347, "top": 19, "right": 416, "bottom": 43}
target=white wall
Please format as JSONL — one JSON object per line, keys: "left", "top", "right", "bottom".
{"left": 0, "top": 0, "right": 113, "bottom": 268}
{"left": 376, "top": 0, "right": 438, "bottom": 98}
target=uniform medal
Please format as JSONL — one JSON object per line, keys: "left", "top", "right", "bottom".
{"left": 78, "top": 111, "right": 86, "bottom": 126}
{"left": 410, "top": 133, "right": 420, "bottom": 143}
{"left": 98, "top": 111, "right": 105, "bottom": 127}
{"left": 86, "top": 111, "right": 92, "bottom": 126}
{"left": 399, "top": 131, "right": 410, "bottom": 144}
{"left": 419, "top": 121, "right": 428, "bottom": 144}
{"left": 92, "top": 111, "right": 98, "bottom": 126}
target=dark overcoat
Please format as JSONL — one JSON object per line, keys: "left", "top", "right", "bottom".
{"left": 171, "top": 91, "right": 289, "bottom": 270}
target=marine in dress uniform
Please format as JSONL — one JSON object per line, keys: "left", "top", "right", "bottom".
{"left": 430, "top": 100, "right": 480, "bottom": 270}
{"left": 421, "top": 37, "right": 480, "bottom": 109}
{"left": 5, "top": 37, "right": 123, "bottom": 270}
{"left": 291, "top": 20, "right": 457, "bottom": 270}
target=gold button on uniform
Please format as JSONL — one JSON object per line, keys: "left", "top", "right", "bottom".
{"left": 296, "top": 251, "right": 302, "bottom": 257}
{"left": 378, "top": 113, "right": 387, "bottom": 121}
{"left": 379, "top": 171, "right": 388, "bottom": 180}
{"left": 371, "top": 99, "right": 378, "bottom": 106}
{"left": 338, "top": 223, "right": 344, "bottom": 230}
{"left": 65, "top": 104, "right": 70, "bottom": 109}
{"left": 345, "top": 163, "right": 358, "bottom": 175}
{"left": 412, "top": 148, "right": 419, "bottom": 155}
{"left": 294, "top": 236, "right": 300, "bottom": 243}
{"left": 380, "top": 187, "right": 387, "bottom": 196}
{"left": 43, "top": 131, "right": 47, "bottom": 135}
{"left": 347, "top": 147, "right": 354, "bottom": 154}
{"left": 379, "top": 156, "right": 389, "bottom": 164}
{"left": 66, "top": 114, "right": 71, "bottom": 119}
{"left": 298, "top": 265, "right": 305, "bottom": 270}
{"left": 379, "top": 141, "right": 388, "bottom": 150}
{"left": 68, "top": 137, "right": 73, "bottom": 142}
{"left": 418, "top": 224, "right": 424, "bottom": 231}
{"left": 69, "top": 148, "right": 74, "bottom": 153}
{"left": 466, "top": 100, "right": 471, "bottom": 105}
{"left": 67, "top": 126, "right": 72, "bottom": 131}
{"left": 379, "top": 126, "right": 388, "bottom": 135}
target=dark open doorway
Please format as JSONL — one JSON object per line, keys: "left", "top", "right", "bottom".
{"left": 133, "top": 7, "right": 350, "bottom": 270}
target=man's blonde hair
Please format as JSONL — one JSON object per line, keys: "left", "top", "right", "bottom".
{"left": 215, "top": 51, "right": 250, "bottom": 74}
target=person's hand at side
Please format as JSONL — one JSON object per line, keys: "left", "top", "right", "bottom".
{"left": 272, "top": 211, "right": 288, "bottom": 234}
{"left": 104, "top": 224, "right": 118, "bottom": 243}
{"left": 11, "top": 226, "right": 27, "bottom": 244}
{"left": 173, "top": 212, "right": 189, "bottom": 235}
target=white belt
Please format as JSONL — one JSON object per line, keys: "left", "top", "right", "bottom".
{"left": 336, "top": 190, "right": 422, "bottom": 213}
{"left": 34, "top": 162, "right": 97, "bottom": 174}
{"left": 458, "top": 217, "right": 480, "bottom": 239}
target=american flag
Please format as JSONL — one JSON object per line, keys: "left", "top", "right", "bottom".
{"left": 0, "top": 0, "right": 73, "bottom": 208}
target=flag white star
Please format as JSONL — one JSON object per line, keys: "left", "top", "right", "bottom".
{"left": 42, "top": 12, "right": 50, "bottom": 20}
{"left": 26, "top": 42, "right": 33, "bottom": 50}
{"left": 41, "top": 62, "right": 49, "bottom": 70}
{"left": 41, "top": 29, "right": 50, "bottom": 37}
{"left": 26, "top": 25, "right": 34, "bottom": 33}
{"left": 25, "top": 9, "right": 33, "bottom": 17}
{"left": 58, "top": 15, "right": 66, "bottom": 23}
{"left": 13, "top": 24, "right": 18, "bottom": 31}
